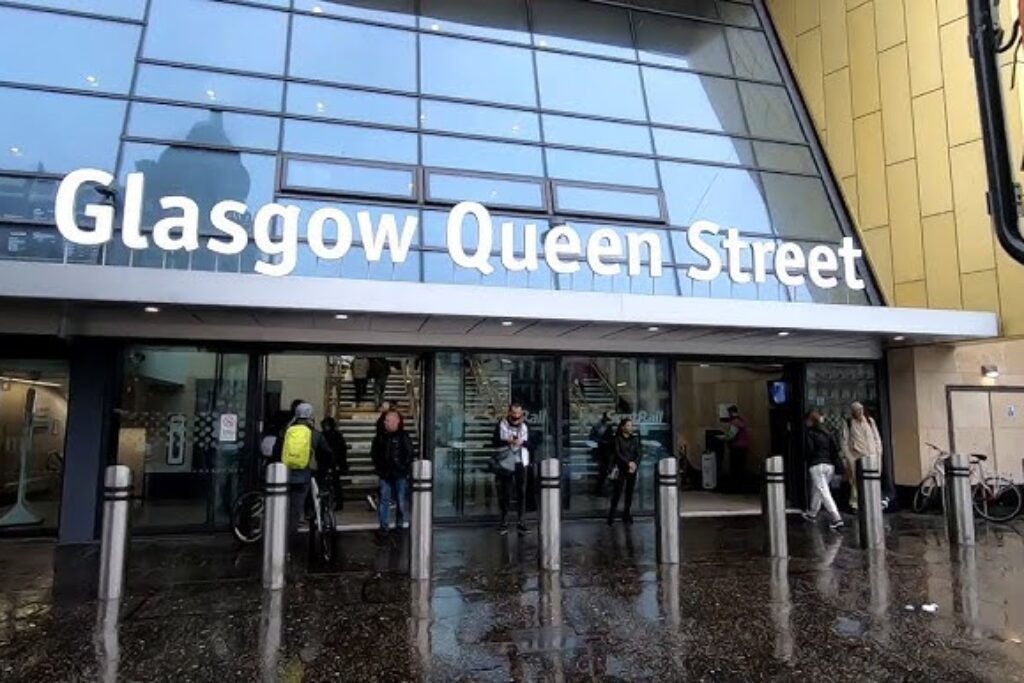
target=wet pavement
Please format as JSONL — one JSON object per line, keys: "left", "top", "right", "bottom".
{"left": 1, "top": 514, "right": 1024, "bottom": 681}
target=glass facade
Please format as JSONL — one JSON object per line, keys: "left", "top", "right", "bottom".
{"left": 0, "top": 0, "right": 873, "bottom": 305}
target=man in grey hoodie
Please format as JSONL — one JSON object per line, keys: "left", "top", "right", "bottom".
{"left": 492, "top": 402, "right": 530, "bottom": 535}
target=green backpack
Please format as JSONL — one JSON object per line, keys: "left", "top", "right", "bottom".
{"left": 281, "top": 424, "right": 313, "bottom": 470}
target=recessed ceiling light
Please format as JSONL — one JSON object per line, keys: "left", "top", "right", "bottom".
{"left": 334, "top": 313, "right": 349, "bottom": 320}
{"left": 893, "top": 335, "right": 905, "bottom": 342}
{"left": 9, "top": 146, "right": 21, "bottom": 156}
{"left": 501, "top": 320, "right": 514, "bottom": 327}
{"left": 312, "top": 4, "right": 323, "bottom": 13}
{"left": 144, "top": 306, "right": 159, "bottom": 313}
{"left": 699, "top": 364, "right": 710, "bottom": 368}
{"left": 616, "top": 381, "right": 627, "bottom": 387}
{"left": 777, "top": 331, "right": 791, "bottom": 337}
{"left": 85, "top": 75, "right": 98, "bottom": 85}
{"left": 206, "top": 89, "right": 217, "bottom": 101}
{"left": 647, "top": 326, "right": 660, "bottom": 332}
{"left": 430, "top": 22, "right": 441, "bottom": 30}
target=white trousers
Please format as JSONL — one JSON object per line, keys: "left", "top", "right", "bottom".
{"left": 808, "top": 463, "right": 840, "bottom": 522}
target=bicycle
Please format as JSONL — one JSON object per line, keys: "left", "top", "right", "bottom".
{"left": 308, "top": 468, "right": 339, "bottom": 564}
{"left": 912, "top": 443, "right": 1022, "bottom": 523}
{"left": 231, "top": 456, "right": 271, "bottom": 544}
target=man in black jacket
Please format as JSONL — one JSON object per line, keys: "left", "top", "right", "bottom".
{"left": 370, "top": 409, "right": 415, "bottom": 532}
{"left": 802, "top": 409, "right": 844, "bottom": 531}
{"left": 607, "top": 417, "right": 642, "bottom": 525}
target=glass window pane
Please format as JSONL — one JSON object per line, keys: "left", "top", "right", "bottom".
{"left": 554, "top": 185, "right": 663, "bottom": 220}
{"left": 531, "top": 0, "right": 635, "bottom": 59}
{"left": 429, "top": 173, "right": 545, "bottom": 209}
{"left": 739, "top": 82, "right": 804, "bottom": 142}
{"left": 422, "top": 209, "right": 548, "bottom": 253}
{"left": 3, "top": 0, "right": 145, "bottom": 19}
{"left": 546, "top": 149, "right": 658, "bottom": 187}
{"left": 127, "top": 103, "right": 280, "bottom": 151}
{"left": 725, "top": 28, "right": 781, "bottom": 81}
{"left": 283, "top": 120, "right": 418, "bottom": 164}
{"left": 421, "top": 34, "right": 536, "bottom": 107}
{"left": 420, "top": 0, "right": 529, "bottom": 44}
{"left": 290, "top": 15, "right": 416, "bottom": 91}
{"left": 761, "top": 173, "right": 842, "bottom": 240}
{"left": 653, "top": 128, "right": 753, "bottom": 165}
{"left": 719, "top": 1, "right": 760, "bottom": 27}
{"left": 421, "top": 101, "right": 540, "bottom": 142}
{"left": 285, "top": 158, "right": 416, "bottom": 199}
{"left": 422, "top": 135, "right": 543, "bottom": 176}
{"left": 659, "top": 161, "right": 772, "bottom": 232}
{"left": 279, "top": 200, "right": 420, "bottom": 245}
{"left": 635, "top": 14, "right": 732, "bottom": 75}
{"left": 0, "top": 7, "right": 140, "bottom": 94}
{"left": 536, "top": 52, "right": 647, "bottom": 120}
{"left": 286, "top": 83, "right": 417, "bottom": 127}
{"left": 543, "top": 115, "right": 652, "bottom": 154}
{"left": 1, "top": 88, "right": 125, "bottom": 174}
{"left": 642, "top": 67, "right": 747, "bottom": 134}
{"left": 627, "top": 0, "right": 718, "bottom": 20}
{"left": 293, "top": 0, "right": 415, "bottom": 26}
{"left": 752, "top": 141, "right": 816, "bottom": 174}
{"left": 135, "top": 65, "right": 284, "bottom": 113}
{"left": 144, "top": 0, "right": 287, "bottom": 75}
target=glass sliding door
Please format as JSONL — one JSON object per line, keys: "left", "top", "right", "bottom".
{"left": 433, "top": 352, "right": 555, "bottom": 520}
{"left": 563, "top": 356, "right": 671, "bottom": 516}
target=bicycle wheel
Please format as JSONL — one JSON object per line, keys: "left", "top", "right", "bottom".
{"left": 973, "top": 477, "right": 1023, "bottom": 523}
{"left": 231, "top": 491, "right": 265, "bottom": 544}
{"left": 318, "top": 497, "right": 337, "bottom": 564}
{"left": 912, "top": 475, "right": 939, "bottom": 514}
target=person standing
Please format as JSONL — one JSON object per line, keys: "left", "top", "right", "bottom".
{"left": 492, "top": 402, "right": 530, "bottom": 535}
{"left": 370, "top": 409, "right": 415, "bottom": 532}
{"left": 839, "top": 401, "right": 883, "bottom": 512}
{"left": 607, "top": 418, "right": 641, "bottom": 525}
{"left": 801, "top": 410, "right": 844, "bottom": 531}
{"left": 368, "top": 357, "right": 391, "bottom": 409}
{"left": 720, "top": 405, "right": 752, "bottom": 491}
{"left": 590, "top": 412, "right": 614, "bottom": 495}
{"left": 280, "top": 403, "right": 333, "bottom": 537}
{"left": 350, "top": 356, "right": 370, "bottom": 406}
{"left": 320, "top": 416, "right": 350, "bottom": 508}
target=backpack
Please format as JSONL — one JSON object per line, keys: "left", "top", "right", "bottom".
{"left": 281, "top": 423, "right": 313, "bottom": 470}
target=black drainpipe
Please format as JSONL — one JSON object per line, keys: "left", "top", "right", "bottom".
{"left": 969, "top": 0, "right": 1024, "bottom": 263}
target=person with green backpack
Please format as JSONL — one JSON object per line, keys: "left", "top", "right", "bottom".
{"left": 279, "top": 402, "right": 334, "bottom": 536}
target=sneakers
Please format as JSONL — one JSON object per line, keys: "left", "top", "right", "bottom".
{"left": 517, "top": 521, "right": 528, "bottom": 535}
{"left": 801, "top": 512, "right": 817, "bottom": 522}
{"left": 498, "top": 524, "right": 509, "bottom": 535}
{"left": 366, "top": 494, "right": 378, "bottom": 512}
{"left": 829, "top": 519, "right": 845, "bottom": 532}
{"left": 400, "top": 521, "right": 410, "bottom": 530}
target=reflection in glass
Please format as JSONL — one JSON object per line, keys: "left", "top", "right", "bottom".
{"left": 654, "top": 128, "right": 753, "bottom": 166}
{"left": 659, "top": 161, "right": 771, "bottom": 232}
{"left": 421, "top": 34, "right": 537, "bottom": 107}
{"left": 0, "top": 7, "right": 140, "bottom": 94}
{"left": 127, "top": 104, "right": 280, "bottom": 151}
{"left": 429, "top": 173, "right": 545, "bottom": 209}
{"left": 290, "top": 14, "right": 416, "bottom": 91}
{"left": 537, "top": 52, "right": 647, "bottom": 121}
{"left": 293, "top": 0, "right": 415, "bottom": 26}
{"left": 135, "top": 65, "right": 284, "bottom": 113}
{"left": 643, "top": 67, "right": 747, "bottom": 134}
{"left": 421, "top": 100, "right": 540, "bottom": 142}
{"left": 422, "top": 135, "right": 543, "bottom": 176}
{"left": 752, "top": 141, "right": 816, "bottom": 174}
{"left": 739, "top": 82, "right": 805, "bottom": 142}
{"left": 419, "top": 0, "right": 529, "bottom": 44}
{"left": 1, "top": 88, "right": 125, "bottom": 174}
{"left": 725, "top": 28, "right": 781, "bottom": 82}
{"left": 287, "top": 83, "right": 417, "bottom": 127}
{"left": 531, "top": 0, "right": 635, "bottom": 59}
{"left": 760, "top": 173, "right": 842, "bottom": 240}
{"left": 555, "top": 185, "right": 662, "bottom": 220}
{"left": 543, "top": 115, "right": 652, "bottom": 155}
{"left": 546, "top": 149, "right": 658, "bottom": 188}
{"left": 283, "top": 120, "right": 418, "bottom": 164}
{"left": 285, "top": 158, "right": 417, "bottom": 199}
{"left": 281, "top": 199, "right": 420, "bottom": 241}
{"left": 144, "top": 0, "right": 287, "bottom": 75}
{"left": 627, "top": 0, "right": 718, "bottom": 20}
{"left": 635, "top": 14, "right": 732, "bottom": 75}
{"left": 4, "top": 0, "right": 145, "bottom": 19}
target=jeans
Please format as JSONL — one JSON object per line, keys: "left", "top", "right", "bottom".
{"left": 808, "top": 463, "right": 840, "bottom": 522}
{"left": 608, "top": 467, "right": 638, "bottom": 519}
{"left": 287, "top": 468, "right": 312, "bottom": 534}
{"left": 495, "top": 463, "right": 527, "bottom": 524}
{"left": 378, "top": 477, "right": 409, "bottom": 529}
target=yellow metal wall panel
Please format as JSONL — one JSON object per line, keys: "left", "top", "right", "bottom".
{"left": 795, "top": 0, "right": 821, "bottom": 35}
{"left": 922, "top": 212, "right": 963, "bottom": 309}
{"left": 797, "top": 29, "right": 826, "bottom": 129}
{"left": 936, "top": 0, "right": 966, "bottom": 25}
{"left": 875, "top": 0, "right": 906, "bottom": 51}
{"left": 905, "top": 0, "right": 944, "bottom": 96}
{"left": 841, "top": 175, "right": 859, "bottom": 225}
{"left": 846, "top": 0, "right": 871, "bottom": 8}
{"left": 887, "top": 159, "right": 926, "bottom": 283}
{"left": 820, "top": 0, "right": 850, "bottom": 73}
{"left": 824, "top": 68, "right": 857, "bottom": 177}
{"left": 940, "top": 18, "right": 982, "bottom": 145}
{"left": 854, "top": 113, "right": 889, "bottom": 228}
{"left": 912, "top": 90, "right": 954, "bottom": 216}
{"left": 996, "top": 247, "right": 1024, "bottom": 335}
{"left": 878, "top": 44, "right": 916, "bottom": 164}
{"left": 769, "top": 0, "right": 797, "bottom": 56}
{"left": 862, "top": 227, "right": 895, "bottom": 301}
{"left": 949, "top": 140, "right": 996, "bottom": 274}
{"left": 961, "top": 270, "right": 1000, "bottom": 314}
{"left": 848, "top": 2, "right": 881, "bottom": 116}
{"left": 895, "top": 280, "right": 928, "bottom": 307}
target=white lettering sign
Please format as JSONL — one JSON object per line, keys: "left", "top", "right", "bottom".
{"left": 53, "top": 169, "right": 865, "bottom": 291}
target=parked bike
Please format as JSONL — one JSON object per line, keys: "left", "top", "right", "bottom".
{"left": 912, "top": 443, "right": 1022, "bottom": 523}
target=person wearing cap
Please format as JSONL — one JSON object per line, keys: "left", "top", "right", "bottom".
{"left": 839, "top": 401, "right": 882, "bottom": 512}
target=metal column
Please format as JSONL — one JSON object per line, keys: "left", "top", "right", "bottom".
{"left": 655, "top": 458, "right": 680, "bottom": 565}
{"left": 410, "top": 459, "right": 433, "bottom": 581}
{"left": 262, "top": 462, "right": 288, "bottom": 590}
{"left": 763, "top": 456, "right": 788, "bottom": 558}
{"left": 98, "top": 465, "right": 132, "bottom": 601}
{"left": 856, "top": 455, "right": 885, "bottom": 550}
{"left": 944, "top": 453, "right": 975, "bottom": 546}
{"left": 539, "top": 458, "right": 561, "bottom": 572}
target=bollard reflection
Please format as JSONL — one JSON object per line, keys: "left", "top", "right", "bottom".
{"left": 953, "top": 546, "right": 981, "bottom": 639}
{"left": 409, "top": 579, "right": 432, "bottom": 673}
{"left": 93, "top": 598, "right": 120, "bottom": 683}
{"left": 810, "top": 524, "right": 842, "bottom": 599}
{"left": 769, "top": 558, "right": 794, "bottom": 663}
{"left": 657, "top": 564, "right": 681, "bottom": 631}
{"left": 867, "top": 550, "right": 891, "bottom": 644}
{"left": 538, "top": 571, "right": 564, "bottom": 683}
{"left": 259, "top": 589, "right": 283, "bottom": 683}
